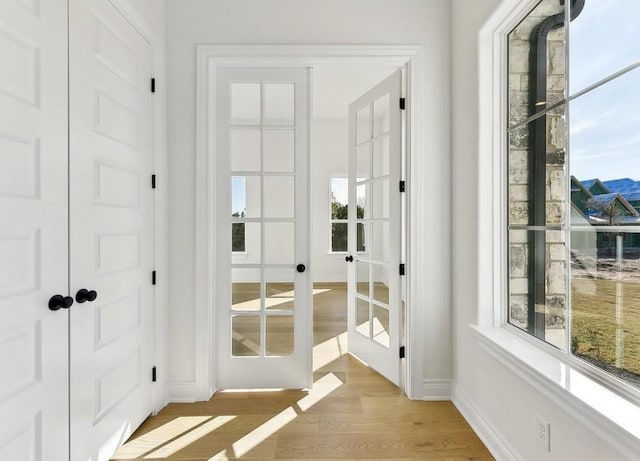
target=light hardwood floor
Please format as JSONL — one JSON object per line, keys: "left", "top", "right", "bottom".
{"left": 112, "top": 283, "right": 492, "bottom": 460}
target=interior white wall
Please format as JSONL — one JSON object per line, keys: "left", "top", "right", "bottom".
{"left": 165, "top": 0, "right": 452, "bottom": 394}
{"left": 124, "top": 0, "right": 166, "bottom": 37}
{"left": 451, "top": 1, "right": 636, "bottom": 458}
{"left": 311, "top": 119, "right": 349, "bottom": 282}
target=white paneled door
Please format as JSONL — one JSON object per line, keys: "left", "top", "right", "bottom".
{"left": 69, "top": 0, "right": 155, "bottom": 459}
{"left": 347, "top": 70, "right": 403, "bottom": 386}
{"left": 215, "top": 68, "right": 311, "bottom": 389}
{"left": 0, "top": 0, "right": 69, "bottom": 459}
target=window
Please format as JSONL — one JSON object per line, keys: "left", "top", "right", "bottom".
{"left": 330, "top": 177, "right": 365, "bottom": 252}
{"left": 507, "top": 0, "right": 640, "bottom": 389}
{"left": 232, "top": 176, "right": 246, "bottom": 252}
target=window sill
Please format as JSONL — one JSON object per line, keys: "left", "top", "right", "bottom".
{"left": 472, "top": 325, "right": 640, "bottom": 455}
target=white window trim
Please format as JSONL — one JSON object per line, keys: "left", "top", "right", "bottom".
{"left": 477, "top": 0, "right": 640, "bottom": 455}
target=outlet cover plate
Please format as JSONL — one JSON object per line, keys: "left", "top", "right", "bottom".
{"left": 535, "top": 415, "right": 550, "bottom": 451}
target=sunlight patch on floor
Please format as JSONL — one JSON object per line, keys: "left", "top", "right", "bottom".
{"left": 208, "top": 450, "right": 230, "bottom": 460}
{"left": 230, "top": 372, "right": 343, "bottom": 458}
{"left": 295, "top": 372, "right": 343, "bottom": 412}
{"left": 231, "top": 407, "right": 297, "bottom": 458}
{"left": 103, "top": 421, "right": 132, "bottom": 461}
{"left": 112, "top": 417, "right": 210, "bottom": 459}
{"left": 142, "top": 416, "right": 236, "bottom": 459}
{"left": 312, "top": 331, "right": 348, "bottom": 371}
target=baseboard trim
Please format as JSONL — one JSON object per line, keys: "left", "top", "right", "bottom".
{"left": 452, "top": 384, "right": 522, "bottom": 461}
{"left": 168, "top": 381, "right": 197, "bottom": 403}
{"left": 422, "top": 378, "right": 452, "bottom": 400}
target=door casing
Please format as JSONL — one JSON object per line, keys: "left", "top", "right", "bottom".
{"left": 195, "top": 45, "right": 424, "bottom": 400}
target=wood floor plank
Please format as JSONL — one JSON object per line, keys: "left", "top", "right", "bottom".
{"left": 114, "top": 283, "right": 492, "bottom": 460}
{"left": 274, "top": 431, "right": 492, "bottom": 459}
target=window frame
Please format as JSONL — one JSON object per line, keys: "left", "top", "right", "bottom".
{"left": 328, "top": 175, "right": 368, "bottom": 255}
{"left": 480, "top": 0, "right": 640, "bottom": 411}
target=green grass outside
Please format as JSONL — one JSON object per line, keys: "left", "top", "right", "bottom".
{"left": 571, "top": 277, "right": 640, "bottom": 385}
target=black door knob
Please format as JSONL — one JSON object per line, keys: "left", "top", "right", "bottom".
{"left": 345, "top": 255, "right": 353, "bottom": 262}
{"left": 296, "top": 264, "right": 306, "bottom": 273}
{"left": 48, "top": 295, "right": 73, "bottom": 311}
{"left": 76, "top": 289, "right": 98, "bottom": 303}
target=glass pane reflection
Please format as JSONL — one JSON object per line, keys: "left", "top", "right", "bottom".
{"left": 356, "top": 297, "right": 370, "bottom": 338}
{"left": 571, "top": 229, "right": 640, "bottom": 385}
{"left": 266, "top": 315, "right": 294, "bottom": 356}
{"left": 232, "top": 316, "right": 261, "bottom": 356}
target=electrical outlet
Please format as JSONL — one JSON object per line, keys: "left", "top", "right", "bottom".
{"left": 535, "top": 415, "right": 550, "bottom": 451}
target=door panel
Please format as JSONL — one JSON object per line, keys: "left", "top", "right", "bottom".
{"left": 69, "top": 0, "right": 154, "bottom": 459}
{"left": 0, "top": 1, "right": 69, "bottom": 459}
{"left": 347, "top": 70, "right": 402, "bottom": 386}
{"left": 216, "top": 68, "right": 311, "bottom": 389}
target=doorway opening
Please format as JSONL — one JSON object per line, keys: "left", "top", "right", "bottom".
{"left": 310, "top": 65, "right": 405, "bottom": 388}
{"left": 194, "top": 45, "right": 423, "bottom": 400}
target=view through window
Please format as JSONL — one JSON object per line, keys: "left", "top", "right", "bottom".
{"left": 232, "top": 176, "right": 246, "bottom": 252}
{"left": 330, "top": 177, "right": 366, "bottom": 253}
{"left": 507, "top": 0, "right": 640, "bottom": 388}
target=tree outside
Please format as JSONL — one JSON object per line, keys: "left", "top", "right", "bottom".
{"left": 331, "top": 192, "right": 365, "bottom": 252}
{"left": 232, "top": 211, "right": 245, "bottom": 252}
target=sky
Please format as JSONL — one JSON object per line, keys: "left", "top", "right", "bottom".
{"left": 232, "top": 176, "right": 245, "bottom": 215}
{"left": 331, "top": 177, "right": 349, "bottom": 206}
{"left": 568, "top": 0, "right": 640, "bottom": 182}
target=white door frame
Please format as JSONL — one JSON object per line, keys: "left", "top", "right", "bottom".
{"left": 106, "top": 0, "right": 168, "bottom": 413}
{"left": 195, "top": 45, "right": 424, "bottom": 400}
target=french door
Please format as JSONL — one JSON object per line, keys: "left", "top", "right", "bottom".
{"left": 215, "top": 68, "right": 311, "bottom": 389}
{"left": 347, "top": 70, "right": 403, "bottom": 386}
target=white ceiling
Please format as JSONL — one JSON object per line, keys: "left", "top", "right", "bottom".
{"left": 312, "top": 66, "right": 399, "bottom": 120}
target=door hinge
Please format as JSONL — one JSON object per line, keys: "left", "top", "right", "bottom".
{"left": 399, "top": 264, "right": 405, "bottom": 276}
{"left": 152, "top": 174, "right": 156, "bottom": 189}
{"left": 399, "top": 346, "right": 405, "bottom": 359}
{"left": 399, "top": 97, "right": 406, "bottom": 110}
{"left": 151, "top": 78, "right": 156, "bottom": 93}
{"left": 399, "top": 180, "right": 406, "bottom": 193}
{"left": 152, "top": 270, "right": 157, "bottom": 285}
{"left": 152, "top": 366, "right": 157, "bottom": 382}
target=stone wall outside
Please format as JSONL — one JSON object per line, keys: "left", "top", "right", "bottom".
{"left": 508, "top": 0, "right": 567, "bottom": 343}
